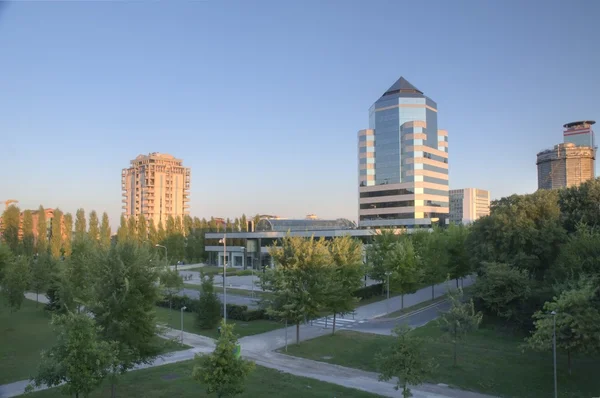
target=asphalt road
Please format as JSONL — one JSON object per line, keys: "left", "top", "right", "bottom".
{"left": 177, "top": 288, "right": 259, "bottom": 309}
{"left": 353, "top": 299, "right": 450, "bottom": 335}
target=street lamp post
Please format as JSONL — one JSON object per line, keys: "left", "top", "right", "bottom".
{"left": 552, "top": 310, "right": 557, "bottom": 398}
{"left": 242, "top": 246, "right": 254, "bottom": 297}
{"left": 180, "top": 306, "right": 187, "bottom": 344}
{"left": 155, "top": 244, "right": 169, "bottom": 270}
{"left": 385, "top": 271, "right": 392, "bottom": 315}
{"left": 219, "top": 234, "right": 227, "bottom": 324}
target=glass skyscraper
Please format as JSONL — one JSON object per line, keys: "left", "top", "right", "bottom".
{"left": 358, "top": 77, "right": 449, "bottom": 228}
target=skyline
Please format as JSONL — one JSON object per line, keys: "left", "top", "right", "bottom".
{"left": 1, "top": 1, "right": 598, "bottom": 226}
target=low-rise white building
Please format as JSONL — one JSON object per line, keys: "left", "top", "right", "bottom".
{"left": 449, "top": 188, "right": 490, "bottom": 224}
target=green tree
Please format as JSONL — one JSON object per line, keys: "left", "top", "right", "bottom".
{"left": 552, "top": 224, "right": 600, "bottom": 282}
{"left": 64, "top": 238, "right": 96, "bottom": 313}
{"left": 166, "top": 215, "right": 176, "bottom": 236}
{"left": 325, "top": 236, "right": 364, "bottom": 334}
{"left": 0, "top": 244, "right": 13, "bottom": 283}
{"left": 446, "top": 224, "right": 470, "bottom": 287}
{"left": 100, "top": 212, "right": 111, "bottom": 250}
{"left": 262, "top": 236, "right": 330, "bottom": 343}
{"left": 366, "top": 229, "right": 398, "bottom": 289}
{"left": 127, "top": 216, "right": 137, "bottom": 241}
{"left": 74, "top": 208, "right": 86, "bottom": 240}
{"left": 1, "top": 205, "right": 21, "bottom": 253}
{"left": 22, "top": 210, "right": 35, "bottom": 257}
{"left": 137, "top": 214, "right": 148, "bottom": 244}
{"left": 157, "top": 219, "right": 166, "bottom": 243}
{"left": 175, "top": 215, "right": 184, "bottom": 234}
{"left": 438, "top": 286, "right": 482, "bottom": 366}
{"left": 36, "top": 206, "right": 48, "bottom": 255}
{"left": 388, "top": 238, "right": 421, "bottom": 309}
{"left": 527, "top": 277, "right": 600, "bottom": 374}
{"left": 116, "top": 215, "right": 128, "bottom": 243}
{"left": 30, "top": 254, "right": 54, "bottom": 306}
{"left": 466, "top": 190, "right": 566, "bottom": 280}
{"left": 183, "top": 215, "right": 193, "bottom": 236}
{"left": 29, "top": 312, "right": 117, "bottom": 398}
{"left": 62, "top": 213, "right": 73, "bottom": 257}
{"left": 472, "top": 262, "right": 531, "bottom": 324}
{"left": 89, "top": 242, "right": 163, "bottom": 396}
{"left": 414, "top": 228, "right": 448, "bottom": 300}
{"left": 377, "top": 324, "right": 433, "bottom": 398}
{"left": 193, "top": 321, "right": 254, "bottom": 398}
{"left": 559, "top": 177, "right": 600, "bottom": 233}
{"left": 196, "top": 274, "right": 222, "bottom": 329}
{"left": 240, "top": 214, "right": 248, "bottom": 232}
{"left": 88, "top": 210, "right": 100, "bottom": 243}
{"left": 160, "top": 267, "right": 183, "bottom": 320}
{"left": 50, "top": 209, "right": 63, "bottom": 259}
{"left": 148, "top": 220, "right": 159, "bottom": 246}
{"left": 0, "top": 256, "right": 30, "bottom": 312}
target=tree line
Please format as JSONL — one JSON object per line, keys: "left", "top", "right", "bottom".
{"left": 1, "top": 205, "right": 263, "bottom": 265}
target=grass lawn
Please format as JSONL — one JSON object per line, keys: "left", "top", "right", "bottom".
{"left": 282, "top": 322, "right": 600, "bottom": 398}
{"left": 0, "top": 297, "right": 56, "bottom": 384}
{"left": 382, "top": 294, "right": 448, "bottom": 318}
{"left": 30, "top": 360, "right": 380, "bottom": 398}
{"left": 0, "top": 297, "right": 188, "bottom": 385}
{"left": 155, "top": 306, "right": 282, "bottom": 339}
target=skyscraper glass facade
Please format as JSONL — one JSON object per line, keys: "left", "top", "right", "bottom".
{"left": 358, "top": 77, "right": 449, "bottom": 228}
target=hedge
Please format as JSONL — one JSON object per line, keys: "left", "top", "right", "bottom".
{"left": 157, "top": 296, "right": 269, "bottom": 322}
{"left": 352, "top": 283, "right": 384, "bottom": 300}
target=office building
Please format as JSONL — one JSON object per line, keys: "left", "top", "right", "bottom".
{"left": 122, "top": 153, "right": 191, "bottom": 225}
{"left": 358, "top": 77, "right": 449, "bottom": 228}
{"left": 449, "top": 188, "right": 490, "bottom": 224}
{"left": 536, "top": 143, "right": 595, "bottom": 190}
{"left": 563, "top": 120, "right": 595, "bottom": 149}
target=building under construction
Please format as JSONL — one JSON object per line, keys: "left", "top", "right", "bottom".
{"left": 536, "top": 142, "right": 595, "bottom": 190}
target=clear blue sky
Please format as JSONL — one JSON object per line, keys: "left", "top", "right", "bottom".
{"left": 1, "top": 0, "right": 598, "bottom": 226}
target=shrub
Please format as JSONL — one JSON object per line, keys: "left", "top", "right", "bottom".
{"left": 353, "top": 283, "right": 384, "bottom": 301}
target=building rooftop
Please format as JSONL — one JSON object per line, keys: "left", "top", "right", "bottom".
{"left": 255, "top": 218, "right": 356, "bottom": 232}
{"left": 563, "top": 120, "right": 596, "bottom": 129}
{"left": 382, "top": 76, "right": 424, "bottom": 97}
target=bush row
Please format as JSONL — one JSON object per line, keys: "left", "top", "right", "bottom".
{"left": 156, "top": 296, "right": 269, "bottom": 322}
{"left": 353, "top": 283, "right": 384, "bottom": 300}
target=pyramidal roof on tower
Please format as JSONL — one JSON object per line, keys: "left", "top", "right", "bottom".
{"left": 382, "top": 76, "right": 424, "bottom": 97}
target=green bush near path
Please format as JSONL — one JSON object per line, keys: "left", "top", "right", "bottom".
{"left": 155, "top": 306, "right": 282, "bottom": 339}
{"left": 282, "top": 322, "right": 600, "bottom": 398}
{"left": 28, "top": 360, "right": 380, "bottom": 398}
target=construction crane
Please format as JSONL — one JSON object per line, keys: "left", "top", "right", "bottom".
{"left": 3, "top": 199, "right": 18, "bottom": 210}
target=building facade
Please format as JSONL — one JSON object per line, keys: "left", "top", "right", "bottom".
{"left": 449, "top": 188, "right": 490, "bottom": 224}
{"left": 122, "top": 153, "right": 191, "bottom": 225}
{"left": 358, "top": 77, "right": 449, "bottom": 229}
{"left": 563, "top": 120, "right": 595, "bottom": 149}
{"left": 536, "top": 143, "right": 595, "bottom": 190}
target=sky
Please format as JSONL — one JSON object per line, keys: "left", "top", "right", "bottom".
{"left": 1, "top": 0, "right": 599, "bottom": 226}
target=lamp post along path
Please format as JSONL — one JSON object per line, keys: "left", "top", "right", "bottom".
{"left": 180, "top": 306, "right": 187, "bottom": 344}
{"left": 219, "top": 234, "right": 227, "bottom": 324}
{"left": 552, "top": 310, "right": 557, "bottom": 398}
{"left": 155, "top": 244, "right": 169, "bottom": 270}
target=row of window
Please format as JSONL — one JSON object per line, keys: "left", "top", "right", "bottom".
{"left": 403, "top": 175, "right": 449, "bottom": 186}
{"left": 360, "top": 199, "right": 448, "bottom": 210}
{"left": 360, "top": 187, "right": 449, "bottom": 198}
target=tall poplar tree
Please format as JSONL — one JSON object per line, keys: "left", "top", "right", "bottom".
{"left": 148, "top": 220, "right": 159, "bottom": 246}
{"left": 127, "top": 216, "right": 137, "bottom": 241}
{"left": 183, "top": 215, "right": 193, "bottom": 236}
{"left": 1, "top": 205, "right": 21, "bottom": 253}
{"left": 88, "top": 210, "right": 100, "bottom": 243}
{"left": 63, "top": 213, "right": 73, "bottom": 256}
{"left": 22, "top": 210, "right": 35, "bottom": 257}
{"left": 74, "top": 208, "right": 86, "bottom": 240}
{"left": 36, "top": 206, "right": 48, "bottom": 255}
{"left": 50, "top": 209, "right": 64, "bottom": 258}
{"left": 116, "top": 215, "right": 128, "bottom": 243}
{"left": 157, "top": 220, "right": 166, "bottom": 243}
{"left": 100, "top": 212, "right": 111, "bottom": 250}
{"left": 137, "top": 214, "right": 148, "bottom": 244}
{"left": 166, "top": 216, "right": 176, "bottom": 236}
